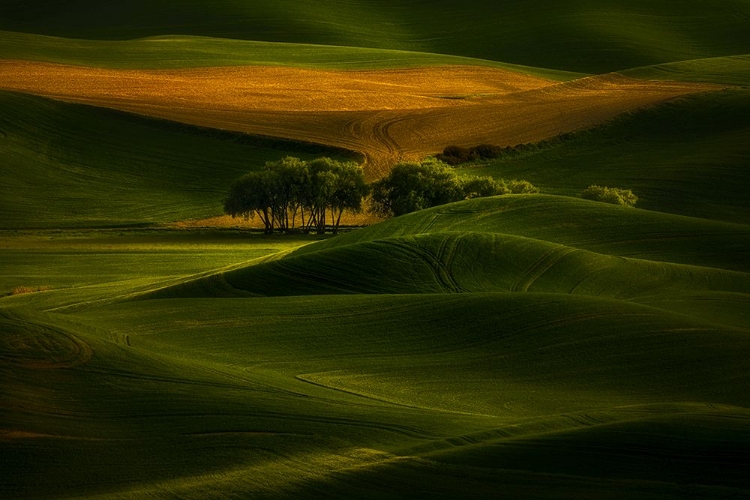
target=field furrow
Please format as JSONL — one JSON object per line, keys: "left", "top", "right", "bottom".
{"left": 0, "top": 60, "right": 719, "bottom": 176}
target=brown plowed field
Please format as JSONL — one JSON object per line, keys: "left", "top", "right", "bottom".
{"left": 0, "top": 60, "right": 718, "bottom": 178}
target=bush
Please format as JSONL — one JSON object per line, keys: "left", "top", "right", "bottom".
{"left": 581, "top": 185, "right": 638, "bottom": 207}
{"left": 471, "top": 144, "right": 503, "bottom": 160}
{"left": 462, "top": 176, "right": 508, "bottom": 198}
{"left": 437, "top": 144, "right": 505, "bottom": 165}
{"left": 507, "top": 179, "right": 539, "bottom": 194}
{"left": 437, "top": 145, "right": 471, "bottom": 165}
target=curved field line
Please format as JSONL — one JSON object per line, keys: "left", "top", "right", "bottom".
{"left": 512, "top": 246, "right": 577, "bottom": 293}
{"left": 377, "top": 239, "right": 463, "bottom": 293}
{"left": 0, "top": 60, "right": 721, "bottom": 177}
{"left": 0, "top": 310, "right": 94, "bottom": 369}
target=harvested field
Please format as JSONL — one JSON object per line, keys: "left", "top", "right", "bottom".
{"left": 0, "top": 60, "right": 718, "bottom": 177}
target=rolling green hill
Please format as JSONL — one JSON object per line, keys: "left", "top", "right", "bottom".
{"left": 623, "top": 54, "right": 750, "bottom": 86}
{"left": 2, "top": 1, "right": 750, "bottom": 498}
{"left": 0, "top": 31, "right": 584, "bottom": 79}
{"left": 295, "top": 195, "right": 750, "bottom": 272}
{"left": 461, "top": 89, "right": 750, "bottom": 225}
{"left": 2, "top": 198, "right": 749, "bottom": 499}
{"left": 1, "top": 0, "right": 749, "bottom": 72}
{"left": 144, "top": 230, "right": 750, "bottom": 321}
{"left": 0, "top": 91, "right": 354, "bottom": 229}
{"left": 3, "top": 285, "right": 750, "bottom": 498}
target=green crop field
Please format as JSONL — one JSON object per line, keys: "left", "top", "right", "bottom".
{"left": 0, "top": 91, "right": 356, "bottom": 229}
{"left": 2, "top": 1, "right": 750, "bottom": 499}
{"left": 458, "top": 88, "right": 750, "bottom": 224}
{"left": 1, "top": 0, "right": 749, "bottom": 73}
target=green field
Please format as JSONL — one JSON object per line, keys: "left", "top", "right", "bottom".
{"left": 0, "top": 91, "right": 356, "bottom": 229}
{"left": 0, "top": 31, "right": 583, "bottom": 80}
{"left": 460, "top": 89, "right": 750, "bottom": 224}
{"left": 3, "top": 199, "right": 750, "bottom": 498}
{"left": 1, "top": 0, "right": 750, "bottom": 73}
{"left": 2, "top": 1, "right": 750, "bottom": 498}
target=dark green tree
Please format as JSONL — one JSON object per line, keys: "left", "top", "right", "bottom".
{"left": 370, "top": 160, "right": 465, "bottom": 217}
{"left": 461, "top": 176, "right": 508, "bottom": 198}
{"left": 224, "top": 156, "right": 368, "bottom": 234}
{"left": 223, "top": 170, "right": 281, "bottom": 234}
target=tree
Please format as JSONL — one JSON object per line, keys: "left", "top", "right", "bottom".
{"left": 581, "top": 185, "right": 638, "bottom": 207}
{"left": 224, "top": 156, "right": 368, "bottom": 234}
{"left": 461, "top": 176, "right": 508, "bottom": 198}
{"left": 264, "top": 156, "right": 309, "bottom": 230}
{"left": 370, "top": 160, "right": 465, "bottom": 217}
{"left": 223, "top": 170, "right": 281, "bottom": 233}
{"left": 329, "top": 161, "right": 370, "bottom": 233}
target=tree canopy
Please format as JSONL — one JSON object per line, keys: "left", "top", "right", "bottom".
{"left": 224, "top": 156, "right": 368, "bottom": 233}
{"left": 370, "top": 159, "right": 537, "bottom": 217}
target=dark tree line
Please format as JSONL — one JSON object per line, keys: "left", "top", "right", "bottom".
{"left": 225, "top": 157, "right": 538, "bottom": 232}
{"left": 224, "top": 157, "right": 368, "bottom": 234}
{"left": 370, "top": 159, "right": 538, "bottom": 217}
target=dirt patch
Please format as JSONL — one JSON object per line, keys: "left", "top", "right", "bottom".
{"left": 0, "top": 60, "right": 720, "bottom": 177}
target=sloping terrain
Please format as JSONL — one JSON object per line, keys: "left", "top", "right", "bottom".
{"left": 466, "top": 56, "right": 750, "bottom": 225}
{"left": 293, "top": 195, "right": 750, "bottom": 272}
{"left": 2, "top": 1, "right": 749, "bottom": 498}
{"left": 0, "top": 60, "right": 719, "bottom": 176}
{"left": 1, "top": 0, "right": 749, "bottom": 73}
{"left": 4, "top": 195, "right": 747, "bottom": 499}
{"left": 0, "top": 31, "right": 582, "bottom": 80}
{"left": 0, "top": 91, "right": 354, "bottom": 228}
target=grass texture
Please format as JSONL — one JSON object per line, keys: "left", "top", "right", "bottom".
{"left": 462, "top": 89, "right": 750, "bottom": 225}
{"left": 1, "top": 0, "right": 749, "bottom": 72}
{"left": 1, "top": 3, "right": 749, "bottom": 496}
{"left": 2, "top": 210, "right": 749, "bottom": 497}
{"left": 0, "top": 91, "right": 353, "bottom": 228}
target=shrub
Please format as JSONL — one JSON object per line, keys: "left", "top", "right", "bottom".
{"left": 462, "top": 176, "right": 508, "bottom": 198}
{"left": 471, "top": 144, "right": 503, "bottom": 160}
{"left": 507, "top": 179, "right": 539, "bottom": 194}
{"left": 581, "top": 185, "right": 638, "bottom": 207}
{"left": 436, "top": 145, "right": 471, "bottom": 165}
{"left": 437, "top": 144, "right": 505, "bottom": 165}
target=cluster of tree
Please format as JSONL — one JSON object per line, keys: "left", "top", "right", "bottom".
{"left": 437, "top": 144, "right": 506, "bottom": 165}
{"left": 224, "top": 157, "right": 368, "bottom": 233}
{"left": 581, "top": 185, "right": 638, "bottom": 207}
{"left": 437, "top": 136, "right": 577, "bottom": 166}
{"left": 370, "top": 159, "right": 538, "bottom": 217}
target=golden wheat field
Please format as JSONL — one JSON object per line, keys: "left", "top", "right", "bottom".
{"left": 0, "top": 60, "right": 718, "bottom": 177}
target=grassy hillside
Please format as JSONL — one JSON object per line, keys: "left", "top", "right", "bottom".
{"left": 0, "top": 31, "right": 582, "bottom": 81}
{"left": 461, "top": 89, "right": 750, "bottom": 224}
{"left": 624, "top": 54, "right": 750, "bottom": 86}
{"left": 296, "top": 195, "right": 750, "bottom": 273}
{"left": 2, "top": 1, "right": 749, "bottom": 497}
{"left": 144, "top": 195, "right": 750, "bottom": 331}
{"left": 3, "top": 286, "right": 750, "bottom": 498}
{"left": 1, "top": 1, "right": 749, "bottom": 72}
{"left": 2, "top": 194, "right": 749, "bottom": 498}
{"left": 146, "top": 231, "right": 750, "bottom": 321}
{"left": 0, "top": 91, "right": 354, "bottom": 228}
